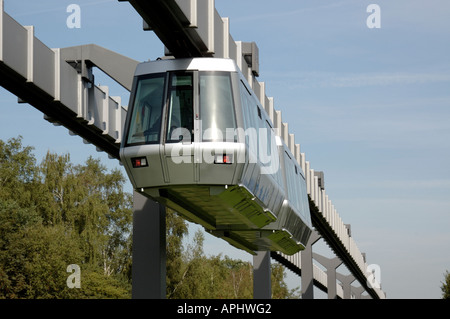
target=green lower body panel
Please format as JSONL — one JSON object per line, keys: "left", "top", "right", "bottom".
{"left": 149, "top": 184, "right": 276, "bottom": 230}
{"left": 215, "top": 185, "right": 277, "bottom": 228}
{"left": 267, "top": 230, "right": 304, "bottom": 255}
{"left": 208, "top": 229, "right": 304, "bottom": 256}
{"left": 143, "top": 184, "right": 304, "bottom": 255}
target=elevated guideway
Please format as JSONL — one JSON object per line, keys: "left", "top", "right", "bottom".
{"left": 0, "top": 0, "right": 136, "bottom": 160}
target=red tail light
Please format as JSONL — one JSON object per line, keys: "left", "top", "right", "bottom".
{"left": 131, "top": 157, "right": 148, "bottom": 168}
{"left": 214, "top": 154, "right": 233, "bottom": 164}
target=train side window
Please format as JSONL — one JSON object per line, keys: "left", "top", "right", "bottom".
{"left": 166, "top": 73, "right": 194, "bottom": 143}
{"left": 240, "top": 83, "right": 251, "bottom": 131}
{"left": 298, "top": 175, "right": 311, "bottom": 222}
{"left": 246, "top": 95, "right": 259, "bottom": 155}
{"left": 200, "top": 72, "right": 237, "bottom": 142}
{"left": 260, "top": 119, "right": 272, "bottom": 164}
{"left": 126, "top": 74, "right": 165, "bottom": 145}
{"left": 284, "top": 151, "right": 302, "bottom": 212}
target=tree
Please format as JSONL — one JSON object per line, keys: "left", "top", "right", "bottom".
{"left": 0, "top": 222, "right": 84, "bottom": 298}
{"left": 0, "top": 136, "right": 38, "bottom": 207}
{"left": 166, "top": 208, "right": 189, "bottom": 298}
{"left": 221, "top": 256, "right": 253, "bottom": 298}
{"left": 0, "top": 136, "right": 133, "bottom": 298}
{"left": 441, "top": 271, "right": 450, "bottom": 299}
{"left": 168, "top": 229, "right": 211, "bottom": 298}
{"left": 166, "top": 227, "right": 297, "bottom": 299}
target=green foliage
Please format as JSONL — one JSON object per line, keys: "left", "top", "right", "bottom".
{"left": 166, "top": 208, "right": 189, "bottom": 297}
{"left": 0, "top": 136, "right": 132, "bottom": 299}
{"left": 0, "top": 136, "right": 295, "bottom": 299}
{"left": 166, "top": 229, "right": 298, "bottom": 299}
{"left": 441, "top": 271, "right": 450, "bottom": 299}
{"left": 0, "top": 223, "right": 83, "bottom": 298}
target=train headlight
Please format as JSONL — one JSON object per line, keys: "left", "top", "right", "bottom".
{"left": 131, "top": 156, "right": 149, "bottom": 168}
{"left": 214, "top": 154, "right": 233, "bottom": 164}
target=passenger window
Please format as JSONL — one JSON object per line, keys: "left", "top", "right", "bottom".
{"left": 239, "top": 80, "right": 254, "bottom": 133}
{"left": 284, "top": 152, "right": 301, "bottom": 211}
{"left": 126, "top": 74, "right": 165, "bottom": 145}
{"left": 260, "top": 120, "right": 272, "bottom": 164}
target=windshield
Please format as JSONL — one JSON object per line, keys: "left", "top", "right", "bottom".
{"left": 126, "top": 74, "right": 165, "bottom": 145}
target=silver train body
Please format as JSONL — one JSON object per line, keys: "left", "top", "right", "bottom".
{"left": 120, "top": 58, "right": 312, "bottom": 255}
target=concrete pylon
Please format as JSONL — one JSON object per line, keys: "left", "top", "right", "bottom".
{"left": 132, "top": 191, "right": 166, "bottom": 299}
{"left": 351, "top": 285, "right": 366, "bottom": 299}
{"left": 313, "top": 253, "right": 343, "bottom": 299}
{"left": 301, "top": 230, "right": 321, "bottom": 299}
{"left": 336, "top": 272, "right": 355, "bottom": 299}
{"left": 253, "top": 251, "right": 272, "bottom": 299}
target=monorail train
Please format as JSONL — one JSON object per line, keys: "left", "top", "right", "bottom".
{"left": 119, "top": 57, "right": 312, "bottom": 255}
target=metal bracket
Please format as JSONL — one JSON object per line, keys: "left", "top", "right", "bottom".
{"left": 60, "top": 44, "right": 139, "bottom": 92}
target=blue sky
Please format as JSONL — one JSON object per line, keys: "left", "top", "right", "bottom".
{"left": 0, "top": 0, "right": 449, "bottom": 299}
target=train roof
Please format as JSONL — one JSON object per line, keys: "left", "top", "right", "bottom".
{"left": 134, "top": 57, "right": 240, "bottom": 76}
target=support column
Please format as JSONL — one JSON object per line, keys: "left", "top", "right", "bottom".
{"left": 351, "top": 285, "right": 366, "bottom": 299}
{"left": 336, "top": 273, "right": 355, "bottom": 299}
{"left": 132, "top": 191, "right": 166, "bottom": 299}
{"left": 253, "top": 251, "right": 271, "bottom": 299}
{"left": 313, "top": 253, "right": 342, "bottom": 299}
{"left": 301, "top": 231, "right": 321, "bottom": 299}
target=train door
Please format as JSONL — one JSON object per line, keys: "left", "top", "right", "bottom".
{"left": 161, "top": 71, "right": 197, "bottom": 183}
